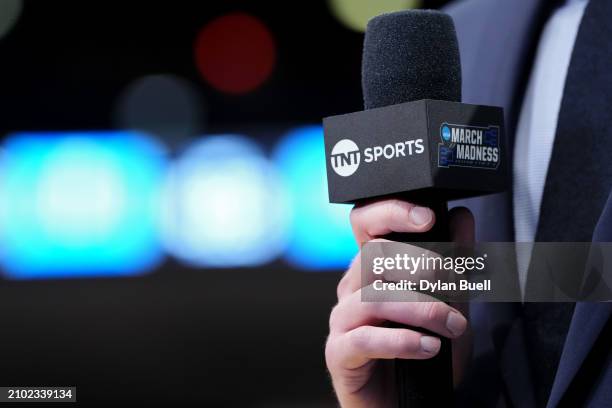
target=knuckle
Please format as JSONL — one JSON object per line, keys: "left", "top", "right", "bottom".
{"left": 429, "top": 301, "right": 446, "bottom": 322}
{"left": 392, "top": 330, "right": 415, "bottom": 353}
{"left": 347, "top": 326, "right": 372, "bottom": 352}
{"left": 329, "top": 304, "right": 340, "bottom": 330}
{"left": 382, "top": 199, "right": 403, "bottom": 223}
{"left": 349, "top": 206, "right": 362, "bottom": 228}
{"left": 336, "top": 255, "right": 361, "bottom": 299}
{"left": 336, "top": 277, "right": 348, "bottom": 300}
{"left": 362, "top": 300, "right": 381, "bottom": 318}
{"left": 385, "top": 329, "right": 402, "bottom": 352}
{"left": 389, "top": 199, "right": 413, "bottom": 221}
{"left": 417, "top": 301, "right": 444, "bottom": 326}
{"left": 324, "top": 335, "right": 339, "bottom": 370}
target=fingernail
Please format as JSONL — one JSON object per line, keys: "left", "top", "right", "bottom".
{"left": 446, "top": 310, "right": 467, "bottom": 336}
{"left": 420, "top": 336, "right": 441, "bottom": 354}
{"left": 410, "top": 206, "right": 432, "bottom": 226}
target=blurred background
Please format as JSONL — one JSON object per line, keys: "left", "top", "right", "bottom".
{"left": 0, "top": 0, "right": 449, "bottom": 406}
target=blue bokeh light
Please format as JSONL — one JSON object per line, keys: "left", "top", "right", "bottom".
{"left": 0, "top": 132, "right": 167, "bottom": 279}
{"left": 160, "top": 135, "right": 290, "bottom": 267}
{"left": 274, "top": 125, "right": 357, "bottom": 270}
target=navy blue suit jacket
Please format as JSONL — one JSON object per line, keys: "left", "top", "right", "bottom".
{"left": 446, "top": 0, "right": 612, "bottom": 406}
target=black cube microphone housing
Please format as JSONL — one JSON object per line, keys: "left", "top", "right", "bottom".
{"left": 324, "top": 99, "right": 507, "bottom": 204}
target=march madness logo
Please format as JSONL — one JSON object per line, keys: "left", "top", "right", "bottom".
{"left": 438, "top": 123, "right": 500, "bottom": 169}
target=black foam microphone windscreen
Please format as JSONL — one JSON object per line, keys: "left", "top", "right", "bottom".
{"left": 362, "top": 10, "right": 461, "bottom": 109}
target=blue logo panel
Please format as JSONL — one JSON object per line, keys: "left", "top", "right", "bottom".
{"left": 438, "top": 123, "right": 500, "bottom": 170}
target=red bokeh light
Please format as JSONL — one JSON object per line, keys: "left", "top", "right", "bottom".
{"left": 194, "top": 13, "right": 276, "bottom": 95}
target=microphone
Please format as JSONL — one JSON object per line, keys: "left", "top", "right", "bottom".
{"left": 323, "top": 10, "right": 508, "bottom": 408}
{"left": 362, "top": 10, "right": 461, "bottom": 109}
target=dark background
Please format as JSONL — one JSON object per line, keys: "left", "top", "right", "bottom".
{"left": 0, "top": 1, "right": 449, "bottom": 406}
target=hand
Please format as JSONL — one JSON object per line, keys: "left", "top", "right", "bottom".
{"left": 325, "top": 199, "right": 474, "bottom": 408}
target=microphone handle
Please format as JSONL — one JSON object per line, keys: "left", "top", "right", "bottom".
{"left": 384, "top": 195, "right": 453, "bottom": 408}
